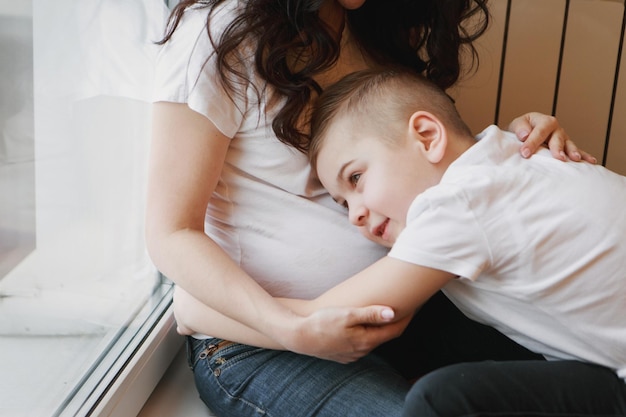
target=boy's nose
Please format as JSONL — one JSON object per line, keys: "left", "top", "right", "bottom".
{"left": 349, "top": 206, "right": 368, "bottom": 227}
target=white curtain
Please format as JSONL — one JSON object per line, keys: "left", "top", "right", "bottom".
{"left": 0, "top": 0, "right": 170, "bottom": 334}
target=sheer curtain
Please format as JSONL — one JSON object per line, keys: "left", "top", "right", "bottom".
{"left": 0, "top": 1, "right": 173, "bottom": 415}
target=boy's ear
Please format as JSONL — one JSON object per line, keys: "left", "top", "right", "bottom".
{"left": 408, "top": 111, "right": 447, "bottom": 164}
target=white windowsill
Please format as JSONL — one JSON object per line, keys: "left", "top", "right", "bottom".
{"left": 90, "top": 306, "right": 185, "bottom": 417}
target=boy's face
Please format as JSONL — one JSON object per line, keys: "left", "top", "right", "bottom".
{"left": 316, "top": 120, "right": 434, "bottom": 248}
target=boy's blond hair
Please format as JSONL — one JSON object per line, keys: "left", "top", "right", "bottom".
{"left": 309, "top": 68, "right": 472, "bottom": 168}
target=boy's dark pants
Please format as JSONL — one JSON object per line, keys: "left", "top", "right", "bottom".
{"left": 376, "top": 291, "right": 626, "bottom": 416}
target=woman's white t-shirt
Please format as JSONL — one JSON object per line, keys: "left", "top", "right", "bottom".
{"left": 153, "top": 2, "right": 386, "bottom": 299}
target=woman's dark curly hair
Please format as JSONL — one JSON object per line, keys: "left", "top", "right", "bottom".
{"left": 159, "top": 0, "right": 490, "bottom": 152}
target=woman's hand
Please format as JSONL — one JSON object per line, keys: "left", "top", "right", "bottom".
{"left": 281, "top": 306, "right": 410, "bottom": 364}
{"left": 509, "top": 112, "right": 597, "bottom": 163}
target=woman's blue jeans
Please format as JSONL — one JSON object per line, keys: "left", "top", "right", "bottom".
{"left": 187, "top": 336, "right": 410, "bottom": 416}
{"left": 186, "top": 291, "right": 545, "bottom": 417}
{"left": 403, "top": 360, "right": 626, "bottom": 417}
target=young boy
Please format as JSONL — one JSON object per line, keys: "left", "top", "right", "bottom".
{"left": 302, "top": 68, "right": 626, "bottom": 416}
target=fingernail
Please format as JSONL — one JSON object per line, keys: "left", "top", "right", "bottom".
{"left": 573, "top": 151, "right": 581, "bottom": 160}
{"left": 521, "top": 148, "right": 531, "bottom": 158}
{"left": 560, "top": 151, "right": 567, "bottom": 160}
{"left": 519, "top": 130, "right": 530, "bottom": 140}
{"left": 381, "top": 308, "right": 394, "bottom": 320}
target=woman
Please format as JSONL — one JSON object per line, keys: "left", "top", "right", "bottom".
{"left": 146, "top": 1, "right": 592, "bottom": 416}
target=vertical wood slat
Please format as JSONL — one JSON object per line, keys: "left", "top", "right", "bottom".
{"left": 556, "top": 0, "right": 623, "bottom": 164}
{"left": 605, "top": 3, "right": 626, "bottom": 175}
{"left": 451, "top": 0, "right": 507, "bottom": 134}
{"left": 452, "top": 0, "right": 625, "bottom": 175}
{"left": 497, "top": 0, "right": 566, "bottom": 127}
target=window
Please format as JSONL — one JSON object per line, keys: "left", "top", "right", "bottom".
{"left": 0, "top": 1, "right": 176, "bottom": 416}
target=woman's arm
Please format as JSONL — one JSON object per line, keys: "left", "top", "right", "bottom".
{"left": 146, "top": 102, "right": 300, "bottom": 343}
{"left": 173, "top": 286, "right": 281, "bottom": 347}
{"left": 509, "top": 112, "right": 597, "bottom": 163}
{"left": 174, "top": 284, "right": 407, "bottom": 363}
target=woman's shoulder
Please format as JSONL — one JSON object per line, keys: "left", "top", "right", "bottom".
{"left": 155, "top": 1, "right": 241, "bottom": 85}
{"left": 154, "top": 0, "right": 259, "bottom": 137}
{"left": 166, "top": 1, "right": 240, "bottom": 46}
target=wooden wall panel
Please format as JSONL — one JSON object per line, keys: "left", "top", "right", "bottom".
{"left": 556, "top": 0, "right": 623, "bottom": 162}
{"left": 605, "top": 20, "right": 626, "bottom": 175}
{"left": 451, "top": 0, "right": 507, "bottom": 134}
{"left": 498, "top": 0, "right": 565, "bottom": 127}
{"left": 453, "top": 0, "right": 625, "bottom": 174}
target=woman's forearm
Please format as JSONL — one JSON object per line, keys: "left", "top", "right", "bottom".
{"left": 174, "top": 283, "right": 408, "bottom": 364}
{"left": 173, "top": 286, "right": 285, "bottom": 349}
{"left": 150, "top": 228, "right": 303, "bottom": 347}
{"left": 146, "top": 102, "right": 302, "bottom": 346}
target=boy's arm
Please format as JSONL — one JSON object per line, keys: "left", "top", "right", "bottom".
{"left": 283, "top": 256, "right": 456, "bottom": 322}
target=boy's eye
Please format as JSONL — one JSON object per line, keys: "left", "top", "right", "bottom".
{"left": 349, "top": 173, "right": 361, "bottom": 186}
{"left": 332, "top": 197, "right": 349, "bottom": 210}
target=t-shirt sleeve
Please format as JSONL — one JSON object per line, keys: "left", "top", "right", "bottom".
{"left": 388, "top": 184, "right": 491, "bottom": 281}
{"left": 152, "top": 4, "right": 245, "bottom": 138}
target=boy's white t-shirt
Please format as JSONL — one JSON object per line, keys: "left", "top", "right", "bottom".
{"left": 389, "top": 125, "right": 626, "bottom": 379}
{"left": 153, "top": 2, "right": 386, "bottom": 300}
